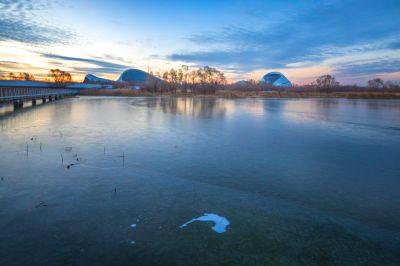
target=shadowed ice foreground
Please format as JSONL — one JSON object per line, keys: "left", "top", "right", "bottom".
{"left": 0, "top": 97, "right": 400, "bottom": 265}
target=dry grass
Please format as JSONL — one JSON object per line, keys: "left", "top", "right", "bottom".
{"left": 215, "top": 90, "right": 400, "bottom": 99}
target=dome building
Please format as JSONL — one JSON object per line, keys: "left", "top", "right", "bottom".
{"left": 118, "top": 69, "right": 149, "bottom": 83}
{"left": 83, "top": 74, "right": 113, "bottom": 84}
{"left": 261, "top": 72, "right": 292, "bottom": 87}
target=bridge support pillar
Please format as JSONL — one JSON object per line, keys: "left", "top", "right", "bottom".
{"left": 13, "top": 100, "right": 23, "bottom": 109}
{"left": 32, "top": 99, "right": 37, "bottom": 106}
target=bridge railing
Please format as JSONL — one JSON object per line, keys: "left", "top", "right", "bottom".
{"left": 0, "top": 87, "right": 78, "bottom": 102}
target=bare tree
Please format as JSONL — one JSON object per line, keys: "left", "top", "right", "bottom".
{"left": 18, "top": 72, "right": 35, "bottom": 81}
{"left": 384, "top": 81, "right": 400, "bottom": 90}
{"left": 145, "top": 70, "right": 160, "bottom": 94}
{"left": 315, "top": 74, "right": 339, "bottom": 92}
{"left": 48, "top": 69, "right": 72, "bottom": 87}
{"left": 143, "top": 66, "right": 226, "bottom": 94}
{"left": 8, "top": 72, "right": 17, "bottom": 80}
{"left": 181, "top": 65, "right": 189, "bottom": 92}
{"left": 367, "top": 78, "right": 385, "bottom": 89}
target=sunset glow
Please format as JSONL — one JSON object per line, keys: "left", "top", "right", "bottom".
{"left": 1, "top": 0, "right": 399, "bottom": 84}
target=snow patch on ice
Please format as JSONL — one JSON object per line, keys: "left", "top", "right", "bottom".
{"left": 180, "top": 213, "right": 230, "bottom": 234}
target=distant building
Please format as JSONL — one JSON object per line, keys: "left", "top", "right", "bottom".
{"left": 118, "top": 69, "right": 150, "bottom": 83}
{"left": 234, "top": 80, "right": 251, "bottom": 85}
{"left": 83, "top": 74, "right": 113, "bottom": 84}
{"left": 261, "top": 72, "right": 292, "bottom": 87}
{"left": 83, "top": 68, "right": 160, "bottom": 89}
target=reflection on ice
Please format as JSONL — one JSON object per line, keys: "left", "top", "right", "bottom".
{"left": 180, "top": 213, "right": 230, "bottom": 234}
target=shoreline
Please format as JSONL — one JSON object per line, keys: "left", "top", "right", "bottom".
{"left": 79, "top": 89, "right": 400, "bottom": 99}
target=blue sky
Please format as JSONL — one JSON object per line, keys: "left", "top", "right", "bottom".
{"left": 0, "top": 0, "right": 399, "bottom": 84}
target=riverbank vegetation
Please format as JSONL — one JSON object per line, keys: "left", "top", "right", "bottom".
{"left": 6, "top": 72, "right": 36, "bottom": 81}
{"left": 145, "top": 66, "right": 227, "bottom": 94}
{"left": 84, "top": 66, "right": 400, "bottom": 99}
{"left": 80, "top": 88, "right": 400, "bottom": 99}
{"left": 3, "top": 67, "right": 400, "bottom": 99}
{"left": 5, "top": 69, "right": 73, "bottom": 86}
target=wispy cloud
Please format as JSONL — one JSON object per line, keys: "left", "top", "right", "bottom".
{"left": 41, "top": 53, "right": 128, "bottom": 71}
{"left": 0, "top": 60, "right": 31, "bottom": 69}
{"left": 0, "top": 60, "right": 47, "bottom": 78}
{"left": 39, "top": 53, "right": 130, "bottom": 76}
{"left": 335, "top": 59, "right": 400, "bottom": 76}
{"left": 167, "top": 0, "right": 400, "bottom": 81}
{"left": 0, "top": 0, "right": 75, "bottom": 45}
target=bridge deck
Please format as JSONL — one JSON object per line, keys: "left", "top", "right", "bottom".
{"left": 0, "top": 87, "right": 78, "bottom": 102}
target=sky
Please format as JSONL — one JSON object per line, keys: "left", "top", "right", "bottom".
{"left": 0, "top": 0, "right": 399, "bottom": 85}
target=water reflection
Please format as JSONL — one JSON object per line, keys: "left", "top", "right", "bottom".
{"left": 138, "top": 97, "right": 268, "bottom": 119}
{"left": 280, "top": 99, "right": 400, "bottom": 132}
{"left": 0, "top": 104, "right": 14, "bottom": 116}
{"left": 2, "top": 97, "right": 400, "bottom": 133}
{"left": 0, "top": 102, "right": 67, "bottom": 133}
{"left": 142, "top": 97, "right": 228, "bottom": 118}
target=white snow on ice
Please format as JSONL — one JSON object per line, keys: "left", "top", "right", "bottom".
{"left": 180, "top": 213, "right": 230, "bottom": 234}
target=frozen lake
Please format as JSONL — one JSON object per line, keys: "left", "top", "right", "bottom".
{"left": 0, "top": 96, "right": 400, "bottom": 265}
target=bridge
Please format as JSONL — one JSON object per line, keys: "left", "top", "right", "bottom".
{"left": 0, "top": 81, "right": 79, "bottom": 108}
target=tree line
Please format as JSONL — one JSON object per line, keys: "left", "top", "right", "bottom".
{"left": 3, "top": 69, "right": 72, "bottom": 86}
{"left": 144, "top": 65, "right": 227, "bottom": 94}
{"left": 2, "top": 68, "right": 399, "bottom": 92}
{"left": 143, "top": 70, "right": 399, "bottom": 93}
{"left": 6, "top": 72, "right": 36, "bottom": 81}
{"left": 309, "top": 75, "right": 399, "bottom": 91}
{"left": 228, "top": 74, "right": 400, "bottom": 92}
